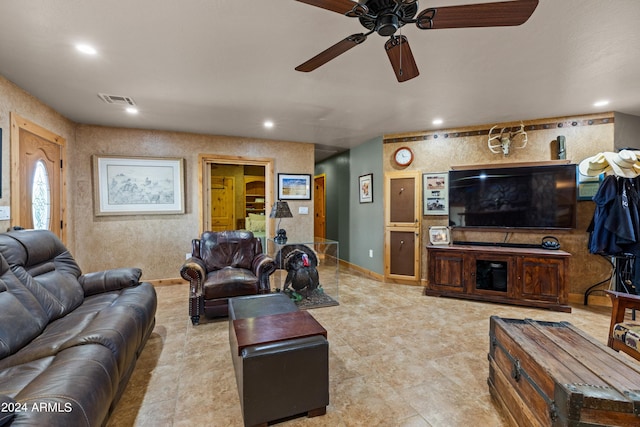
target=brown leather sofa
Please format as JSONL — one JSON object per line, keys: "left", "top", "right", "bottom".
{"left": 0, "top": 229, "right": 157, "bottom": 426}
{"left": 180, "top": 230, "right": 276, "bottom": 324}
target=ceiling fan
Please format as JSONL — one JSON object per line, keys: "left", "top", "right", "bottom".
{"left": 295, "top": 0, "right": 539, "bottom": 82}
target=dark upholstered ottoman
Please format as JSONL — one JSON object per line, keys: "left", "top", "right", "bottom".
{"left": 228, "top": 293, "right": 329, "bottom": 427}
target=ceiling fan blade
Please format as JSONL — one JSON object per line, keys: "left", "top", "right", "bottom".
{"left": 295, "top": 0, "right": 358, "bottom": 15}
{"left": 296, "top": 34, "right": 367, "bottom": 72}
{"left": 417, "top": 0, "right": 539, "bottom": 30}
{"left": 385, "top": 35, "right": 419, "bottom": 83}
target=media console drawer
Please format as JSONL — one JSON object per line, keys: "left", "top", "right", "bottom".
{"left": 425, "top": 245, "right": 571, "bottom": 312}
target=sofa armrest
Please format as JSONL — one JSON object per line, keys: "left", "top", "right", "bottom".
{"left": 180, "top": 257, "right": 206, "bottom": 295}
{"left": 252, "top": 253, "right": 276, "bottom": 293}
{"left": 79, "top": 267, "right": 142, "bottom": 296}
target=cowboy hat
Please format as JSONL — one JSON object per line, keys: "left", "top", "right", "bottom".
{"left": 578, "top": 152, "right": 610, "bottom": 176}
{"left": 604, "top": 150, "right": 639, "bottom": 178}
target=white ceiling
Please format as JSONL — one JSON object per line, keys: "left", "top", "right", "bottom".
{"left": 1, "top": 1, "right": 639, "bottom": 161}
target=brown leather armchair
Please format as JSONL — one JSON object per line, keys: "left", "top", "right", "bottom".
{"left": 180, "top": 230, "right": 276, "bottom": 324}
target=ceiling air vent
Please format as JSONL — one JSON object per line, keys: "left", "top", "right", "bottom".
{"left": 98, "top": 93, "right": 136, "bottom": 106}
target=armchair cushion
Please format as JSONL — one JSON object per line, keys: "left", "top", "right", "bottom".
{"left": 204, "top": 267, "right": 258, "bottom": 299}
{"left": 200, "top": 230, "right": 259, "bottom": 271}
{"left": 613, "top": 322, "right": 640, "bottom": 352}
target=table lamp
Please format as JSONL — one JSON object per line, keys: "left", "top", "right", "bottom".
{"left": 269, "top": 200, "right": 293, "bottom": 244}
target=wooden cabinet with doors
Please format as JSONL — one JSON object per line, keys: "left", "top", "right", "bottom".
{"left": 426, "top": 244, "right": 571, "bottom": 312}
{"left": 384, "top": 171, "right": 421, "bottom": 282}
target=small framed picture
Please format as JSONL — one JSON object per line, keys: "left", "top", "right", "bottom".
{"left": 359, "top": 173, "right": 373, "bottom": 203}
{"left": 423, "top": 173, "right": 449, "bottom": 215}
{"left": 429, "top": 226, "right": 450, "bottom": 245}
{"left": 278, "top": 174, "right": 312, "bottom": 200}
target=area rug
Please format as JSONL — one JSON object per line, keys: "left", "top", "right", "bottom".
{"left": 279, "top": 287, "right": 339, "bottom": 310}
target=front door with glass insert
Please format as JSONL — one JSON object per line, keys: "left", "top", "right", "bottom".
{"left": 11, "top": 113, "right": 64, "bottom": 238}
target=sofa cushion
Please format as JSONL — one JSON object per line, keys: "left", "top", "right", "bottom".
{"left": 1, "top": 345, "right": 119, "bottom": 427}
{"left": 0, "top": 395, "right": 16, "bottom": 426}
{"left": 0, "top": 231, "right": 84, "bottom": 321}
{"left": 0, "top": 257, "right": 48, "bottom": 359}
{"left": 246, "top": 213, "right": 266, "bottom": 232}
{"left": 0, "top": 283, "right": 157, "bottom": 375}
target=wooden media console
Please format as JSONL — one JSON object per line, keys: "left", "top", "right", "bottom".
{"left": 425, "top": 244, "right": 571, "bottom": 312}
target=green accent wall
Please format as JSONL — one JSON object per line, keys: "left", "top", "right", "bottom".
{"left": 315, "top": 136, "right": 384, "bottom": 275}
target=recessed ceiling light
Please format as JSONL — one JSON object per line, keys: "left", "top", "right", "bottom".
{"left": 593, "top": 100, "right": 609, "bottom": 107}
{"left": 263, "top": 120, "right": 274, "bottom": 129}
{"left": 126, "top": 107, "right": 138, "bottom": 114}
{"left": 432, "top": 118, "right": 443, "bottom": 126}
{"left": 75, "top": 44, "right": 97, "bottom": 55}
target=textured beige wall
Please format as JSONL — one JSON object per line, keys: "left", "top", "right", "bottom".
{"left": 1, "top": 76, "right": 314, "bottom": 280}
{"left": 69, "top": 125, "right": 315, "bottom": 280}
{"left": 0, "top": 76, "right": 76, "bottom": 231}
{"left": 384, "top": 113, "right": 616, "bottom": 296}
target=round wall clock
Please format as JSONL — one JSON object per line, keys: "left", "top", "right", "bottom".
{"left": 393, "top": 146, "right": 414, "bottom": 166}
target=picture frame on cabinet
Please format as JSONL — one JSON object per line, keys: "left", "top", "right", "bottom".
{"left": 93, "top": 155, "right": 185, "bottom": 216}
{"left": 359, "top": 173, "right": 373, "bottom": 203}
{"left": 429, "top": 226, "right": 450, "bottom": 245}
{"left": 423, "top": 172, "right": 448, "bottom": 215}
{"left": 278, "top": 173, "right": 311, "bottom": 200}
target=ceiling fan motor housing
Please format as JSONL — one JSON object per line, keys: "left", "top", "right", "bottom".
{"left": 359, "top": 0, "right": 419, "bottom": 36}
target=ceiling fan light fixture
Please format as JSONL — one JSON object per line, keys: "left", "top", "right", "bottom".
{"left": 377, "top": 13, "right": 400, "bottom": 36}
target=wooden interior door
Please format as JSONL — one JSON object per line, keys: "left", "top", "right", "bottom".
{"left": 314, "top": 174, "right": 326, "bottom": 239}
{"left": 384, "top": 171, "right": 421, "bottom": 282}
{"left": 210, "top": 176, "right": 235, "bottom": 231}
{"left": 10, "top": 113, "right": 65, "bottom": 240}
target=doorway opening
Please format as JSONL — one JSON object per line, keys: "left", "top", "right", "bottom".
{"left": 199, "top": 155, "right": 274, "bottom": 241}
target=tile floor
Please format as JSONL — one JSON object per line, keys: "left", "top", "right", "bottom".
{"left": 106, "top": 269, "right": 617, "bottom": 427}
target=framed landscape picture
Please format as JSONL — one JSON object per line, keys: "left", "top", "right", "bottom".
{"left": 278, "top": 173, "right": 311, "bottom": 200}
{"left": 93, "top": 155, "right": 185, "bottom": 216}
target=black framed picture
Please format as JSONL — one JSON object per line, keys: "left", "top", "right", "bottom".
{"left": 359, "top": 173, "right": 373, "bottom": 203}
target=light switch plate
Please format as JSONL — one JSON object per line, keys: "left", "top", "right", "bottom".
{"left": 0, "top": 206, "right": 10, "bottom": 220}
{"left": 298, "top": 206, "right": 309, "bottom": 215}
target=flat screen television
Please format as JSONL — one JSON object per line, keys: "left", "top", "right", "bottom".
{"left": 448, "top": 164, "right": 577, "bottom": 230}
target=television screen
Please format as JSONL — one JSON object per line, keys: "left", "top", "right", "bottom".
{"left": 448, "top": 164, "right": 577, "bottom": 230}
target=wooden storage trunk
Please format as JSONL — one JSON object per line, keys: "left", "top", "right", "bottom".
{"left": 488, "top": 316, "right": 640, "bottom": 426}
